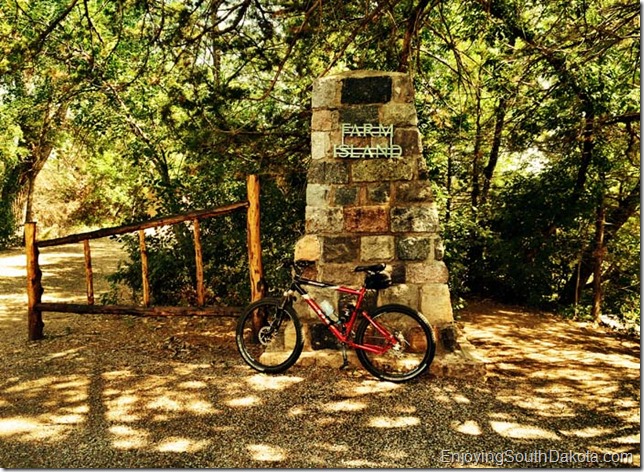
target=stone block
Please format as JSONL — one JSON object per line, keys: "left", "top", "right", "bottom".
{"left": 377, "top": 284, "right": 419, "bottom": 309}
{"left": 344, "top": 206, "right": 389, "bottom": 233}
{"left": 300, "top": 264, "right": 319, "bottom": 280}
{"left": 380, "top": 103, "right": 418, "bottom": 126}
{"left": 306, "top": 184, "right": 330, "bottom": 207}
{"left": 407, "top": 326, "right": 428, "bottom": 353}
{"left": 368, "top": 184, "right": 390, "bottom": 203}
{"left": 352, "top": 159, "right": 414, "bottom": 182}
{"left": 406, "top": 262, "right": 449, "bottom": 284}
{"left": 394, "top": 128, "right": 422, "bottom": 155}
{"left": 420, "top": 284, "right": 454, "bottom": 326}
{"left": 338, "top": 290, "right": 375, "bottom": 313}
{"left": 311, "top": 110, "right": 339, "bottom": 131}
{"left": 285, "top": 321, "right": 312, "bottom": 351}
{"left": 371, "top": 135, "right": 390, "bottom": 148}
{"left": 340, "top": 106, "right": 380, "bottom": 124}
{"left": 312, "top": 77, "right": 340, "bottom": 109}
{"left": 295, "top": 286, "right": 337, "bottom": 320}
{"left": 326, "top": 162, "right": 350, "bottom": 184}
{"left": 429, "top": 352, "right": 488, "bottom": 380}
{"left": 311, "top": 132, "right": 331, "bottom": 160}
{"left": 333, "top": 185, "right": 359, "bottom": 206}
{"left": 434, "top": 237, "right": 445, "bottom": 261}
{"left": 361, "top": 235, "right": 395, "bottom": 261}
{"left": 391, "top": 264, "right": 406, "bottom": 284}
{"left": 390, "top": 206, "right": 439, "bottom": 233}
{"left": 341, "top": 76, "right": 392, "bottom": 104}
{"left": 395, "top": 181, "right": 433, "bottom": 204}
{"left": 308, "top": 161, "right": 325, "bottom": 184}
{"left": 397, "top": 236, "right": 431, "bottom": 260}
{"left": 305, "top": 207, "right": 344, "bottom": 233}
{"left": 320, "top": 263, "right": 363, "bottom": 286}
{"left": 344, "top": 135, "right": 371, "bottom": 147}
{"left": 391, "top": 74, "right": 414, "bottom": 103}
{"left": 308, "top": 161, "right": 349, "bottom": 184}
{"left": 294, "top": 235, "right": 321, "bottom": 262}
{"left": 323, "top": 236, "right": 360, "bottom": 263}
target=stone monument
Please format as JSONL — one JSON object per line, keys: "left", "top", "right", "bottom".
{"left": 294, "top": 70, "right": 485, "bottom": 377}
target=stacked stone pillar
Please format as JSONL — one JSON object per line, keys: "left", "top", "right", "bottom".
{"left": 294, "top": 70, "right": 455, "bottom": 353}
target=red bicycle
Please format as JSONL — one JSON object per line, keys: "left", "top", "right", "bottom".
{"left": 235, "top": 262, "right": 436, "bottom": 382}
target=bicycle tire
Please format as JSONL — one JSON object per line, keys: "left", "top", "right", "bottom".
{"left": 355, "top": 304, "right": 436, "bottom": 382}
{"left": 236, "top": 297, "right": 303, "bottom": 374}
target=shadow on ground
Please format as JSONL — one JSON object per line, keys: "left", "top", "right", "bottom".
{"left": 0, "top": 244, "right": 639, "bottom": 468}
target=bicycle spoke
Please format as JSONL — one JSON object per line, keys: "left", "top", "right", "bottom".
{"left": 236, "top": 298, "right": 303, "bottom": 373}
{"left": 355, "top": 306, "right": 435, "bottom": 382}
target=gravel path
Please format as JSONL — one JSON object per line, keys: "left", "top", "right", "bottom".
{"left": 0, "top": 240, "right": 639, "bottom": 468}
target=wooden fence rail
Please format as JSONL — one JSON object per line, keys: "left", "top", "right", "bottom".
{"left": 25, "top": 175, "right": 265, "bottom": 341}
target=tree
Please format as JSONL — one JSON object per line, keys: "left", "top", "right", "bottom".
{"left": 0, "top": 0, "right": 638, "bottom": 323}
{"left": 0, "top": 1, "right": 81, "bottom": 243}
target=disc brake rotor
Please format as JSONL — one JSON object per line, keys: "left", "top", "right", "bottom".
{"left": 390, "top": 332, "right": 409, "bottom": 357}
{"left": 258, "top": 326, "right": 273, "bottom": 346}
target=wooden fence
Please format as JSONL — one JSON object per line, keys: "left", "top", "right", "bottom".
{"left": 25, "top": 175, "right": 265, "bottom": 341}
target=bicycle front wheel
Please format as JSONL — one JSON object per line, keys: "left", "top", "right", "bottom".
{"left": 355, "top": 304, "right": 436, "bottom": 382}
{"left": 236, "top": 297, "right": 303, "bottom": 374}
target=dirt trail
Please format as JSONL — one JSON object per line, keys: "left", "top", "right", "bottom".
{"left": 0, "top": 242, "right": 639, "bottom": 468}
{"left": 0, "top": 238, "right": 127, "bottom": 341}
{"left": 459, "top": 301, "right": 639, "bottom": 437}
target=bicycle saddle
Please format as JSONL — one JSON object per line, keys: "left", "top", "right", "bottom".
{"left": 354, "top": 263, "right": 386, "bottom": 273}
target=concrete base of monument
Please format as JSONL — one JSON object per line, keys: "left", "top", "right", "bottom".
{"left": 292, "top": 321, "right": 489, "bottom": 380}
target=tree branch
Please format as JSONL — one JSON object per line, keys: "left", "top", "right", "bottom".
{"left": 399, "top": 0, "right": 435, "bottom": 73}
{"left": 30, "top": 0, "right": 81, "bottom": 56}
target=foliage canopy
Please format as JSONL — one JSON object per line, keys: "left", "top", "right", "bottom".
{"left": 0, "top": 0, "right": 639, "bottom": 325}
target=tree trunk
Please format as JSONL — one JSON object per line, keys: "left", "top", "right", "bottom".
{"left": 446, "top": 142, "right": 453, "bottom": 224}
{"left": 399, "top": 0, "right": 432, "bottom": 72}
{"left": 560, "top": 178, "right": 640, "bottom": 304}
{"left": 590, "top": 200, "right": 606, "bottom": 323}
{"left": 11, "top": 183, "right": 29, "bottom": 226}
{"left": 1, "top": 162, "right": 40, "bottom": 242}
{"left": 1, "top": 96, "right": 69, "bottom": 243}
{"left": 25, "top": 173, "right": 36, "bottom": 223}
{"left": 471, "top": 86, "right": 483, "bottom": 209}
{"left": 481, "top": 96, "right": 507, "bottom": 205}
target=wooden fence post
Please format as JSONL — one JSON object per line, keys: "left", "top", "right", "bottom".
{"left": 246, "top": 174, "right": 265, "bottom": 302}
{"left": 83, "top": 239, "right": 95, "bottom": 305}
{"left": 138, "top": 230, "right": 151, "bottom": 307}
{"left": 25, "top": 222, "right": 44, "bottom": 340}
{"left": 193, "top": 219, "right": 205, "bottom": 306}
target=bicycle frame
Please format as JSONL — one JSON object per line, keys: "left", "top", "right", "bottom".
{"left": 286, "top": 274, "right": 398, "bottom": 355}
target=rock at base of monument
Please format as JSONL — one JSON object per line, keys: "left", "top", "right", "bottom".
{"left": 429, "top": 352, "right": 489, "bottom": 380}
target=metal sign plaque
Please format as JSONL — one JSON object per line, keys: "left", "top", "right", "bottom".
{"left": 333, "top": 123, "right": 403, "bottom": 158}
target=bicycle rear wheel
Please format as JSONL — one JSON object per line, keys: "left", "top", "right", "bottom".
{"left": 236, "top": 297, "right": 303, "bottom": 374}
{"left": 355, "top": 304, "right": 435, "bottom": 382}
